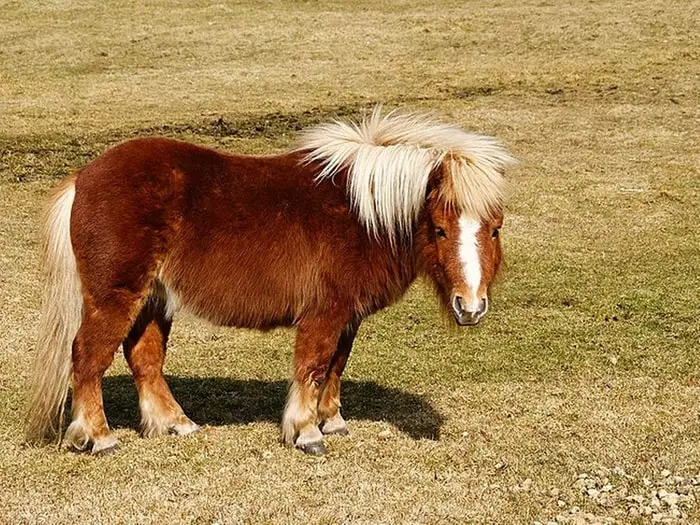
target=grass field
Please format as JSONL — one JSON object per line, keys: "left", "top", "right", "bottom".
{"left": 1, "top": 0, "right": 699, "bottom": 523}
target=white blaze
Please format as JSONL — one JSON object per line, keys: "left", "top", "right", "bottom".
{"left": 458, "top": 215, "right": 482, "bottom": 311}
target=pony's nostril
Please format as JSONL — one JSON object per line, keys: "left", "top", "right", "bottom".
{"left": 479, "top": 297, "right": 488, "bottom": 314}
{"left": 453, "top": 295, "right": 465, "bottom": 314}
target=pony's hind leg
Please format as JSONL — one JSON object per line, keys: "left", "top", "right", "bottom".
{"left": 65, "top": 298, "right": 138, "bottom": 455}
{"left": 123, "top": 294, "right": 198, "bottom": 438}
{"left": 282, "top": 316, "right": 347, "bottom": 455}
{"left": 317, "top": 322, "right": 359, "bottom": 436}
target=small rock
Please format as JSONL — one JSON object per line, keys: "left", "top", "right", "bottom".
{"left": 557, "top": 500, "right": 567, "bottom": 508}
{"left": 657, "top": 489, "right": 668, "bottom": 499}
{"left": 377, "top": 429, "right": 392, "bottom": 440}
{"left": 612, "top": 466, "right": 626, "bottom": 476}
{"left": 598, "top": 493, "right": 613, "bottom": 507}
{"left": 550, "top": 488, "right": 561, "bottom": 497}
{"left": 643, "top": 478, "right": 652, "bottom": 487}
{"left": 461, "top": 431, "right": 469, "bottom": 438}
{"left": 495, "top": 462, "right": 506, "bottom": 470}
{"left": 628, "top": 507, "right": 640, "bottom": 518}
{"left": 662, "top": 493, "right": 679, "bottom": 506}
{"left": 661, "top": 469, "right": 671, "bottom": 478}
{"left": 587, "top": 488, "right": 600, "bottom": 498}
{"left": 521, "top": 478, "right": 533, "bottom": 491}
{"left": 678, "top": 484, "right": 692, "bottom": 495}
{"left": 650, "top": 496, "right": 661, "bottom": 509}
{"left": 602, "top": 484, "right": 613, "bottom": 492}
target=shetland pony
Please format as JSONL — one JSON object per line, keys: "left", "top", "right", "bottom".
{"left": 25, "top": 107, "right": 514, "bottom": 455}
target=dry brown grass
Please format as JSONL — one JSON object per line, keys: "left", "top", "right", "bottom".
{"left": 1, "top": 0, "right": 699, "bottom": 523}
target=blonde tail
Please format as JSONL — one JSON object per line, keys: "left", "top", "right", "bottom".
{"left": 24, "top": 176, "right": 83, "bottom": 444}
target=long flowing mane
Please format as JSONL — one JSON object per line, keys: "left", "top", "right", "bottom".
{"left": 295, "top": 106, "right": 514, "bottom": 240}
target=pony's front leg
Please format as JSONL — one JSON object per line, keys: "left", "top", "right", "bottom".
{"left": 282, "top": 317, "right": 346, "bottom": 455}
{"left": 318, "top": 322, "right": 360, "bottom": 436}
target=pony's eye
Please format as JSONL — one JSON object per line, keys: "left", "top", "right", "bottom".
{"left": 492, "top": 228, "right": 500, "bottom": 239}
{"left": 436, "top": 227, "right": 447, "bottom": 239}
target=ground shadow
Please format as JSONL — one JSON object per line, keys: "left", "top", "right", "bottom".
{"left": 102, "top": 376, "right": 443, "bottom": 440}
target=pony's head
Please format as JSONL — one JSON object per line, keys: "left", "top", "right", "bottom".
{"left": 418, "top": 189, "right": 503, "bottom": 325}
{"left": 297, "top": 106, "right": 514, "bottom": 326}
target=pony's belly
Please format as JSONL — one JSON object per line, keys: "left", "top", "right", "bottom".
{"left": 156, "top": 270, "right": 301, "bottom": 330}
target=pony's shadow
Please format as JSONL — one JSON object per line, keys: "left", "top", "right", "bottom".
{"left": 102, "top": 376, "right": 443, "bottom": 440}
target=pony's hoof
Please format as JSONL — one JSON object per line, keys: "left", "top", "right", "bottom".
{"left": 297, "top": 441, "right": 326, "bottom": 456}
{"left": 141, "top": 414, "right": 199, "bottom": 438}
{"left": 321, "top": 414, "right": 348, "bottom": 436}
{"left": 91, "top": 434, "right": 119, "bottom": 456}
{"left": 64, "top": 420, "right": 90, "bottom": 452}
{"left": 93, "top": 443, "right": 120, "bottom": 457}
{"left": 324, "top": 426, "right": 349, "bottom": 437}
{"left": 171, "top": 418, "right": 200, "bottom": 436}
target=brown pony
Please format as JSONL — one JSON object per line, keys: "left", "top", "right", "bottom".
{"left": 24, "top": 107, "right": 514, "bottom": 455}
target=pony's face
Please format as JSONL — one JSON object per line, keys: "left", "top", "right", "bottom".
{"left": 420, "top": 197, "right": 503, "bottom": 326}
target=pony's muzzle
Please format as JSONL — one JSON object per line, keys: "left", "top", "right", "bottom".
{"left": 452, "top": 296, "right": 488, "bottom": 326}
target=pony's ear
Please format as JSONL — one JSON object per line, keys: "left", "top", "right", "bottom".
{"left": 425, "top": 166, "right": 440, "bottom": 201}
{"left": 426, "top": 157, "right": 458, "bottom": 213}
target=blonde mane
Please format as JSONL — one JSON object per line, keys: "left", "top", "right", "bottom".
{"left": 295, "top": 106, "right": 515, "bottom": 240}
